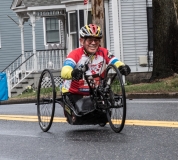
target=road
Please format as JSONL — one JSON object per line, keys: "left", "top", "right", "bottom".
{"left": 0, "top": 99, "right": 178, "bottom": 160}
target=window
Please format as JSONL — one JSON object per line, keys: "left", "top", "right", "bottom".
{"left": 79, "top": 10, "right": 92, "bottom": 29}
{"left": 147, "top": 7, "right": 153, "bottom": 51}
{"left": 69, "top": 12, "right": 78, "bottom": 50}
{"left": 87, "top": 11, "right": 92, "bottom": 24}
{"left": 80, "top": 10, "right": 92, "bottom": 26}
{"left": 46, "top": 18, "right": 59, "bottom": 43}
{"left": 68, "top": 10, "right": 92, "bottom": 51}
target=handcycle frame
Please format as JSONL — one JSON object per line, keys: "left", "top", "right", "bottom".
{"left": 37, "top": 64, "right": 126, "bottom": 133}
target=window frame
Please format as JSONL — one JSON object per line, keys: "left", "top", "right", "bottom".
{"left": 84, "top": 9, "right": 92, "bottom": 25}
{"left": 43, "top": 17, "right": 61, "bottom": 46}
{"left": 68, "top": 11, "right": 78, "bottom": 51}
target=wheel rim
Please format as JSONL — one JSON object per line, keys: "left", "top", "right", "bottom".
{"left": 37, "top": 70, "right": 56, "bottom": 132}
{"left": 105, "top": 64, "right": 126, "bottom": 133}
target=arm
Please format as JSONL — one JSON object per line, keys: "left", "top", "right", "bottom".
{"left": 106, "top": 51, "right": 124, "bottom": 67}
{"left": 61, "top": 66, "right": 73, "bottom": 80}
{"left": 61, "top": 57, "right": 83, "bottom": 81}
{"left": 106, "top": 51, "right": 131, "bottom": 76}
{"left": 61, "top": 59, "right": 75, "bottom": 79}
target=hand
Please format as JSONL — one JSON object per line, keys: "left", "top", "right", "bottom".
{"left": 118, "top": 65, "right": 131, "bottom": 76}
{"left": 71, "top": 68, "right": 83, "bottom": 81}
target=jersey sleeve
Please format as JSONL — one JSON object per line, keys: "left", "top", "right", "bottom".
{"left": 105, "top": 50, "right": 125, "bottom": 67}
{"left": 61, "top": 49, "right": 80, "bottom": 79}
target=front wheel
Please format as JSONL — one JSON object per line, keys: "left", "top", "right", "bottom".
{"left": 37, "top": 69, "right": 56, "bottom": 132}
{"left": 104, "top": 64, "right": 126, "bottom": 133}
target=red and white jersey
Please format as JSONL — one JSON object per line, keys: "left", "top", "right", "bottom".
{"left": 62, "top": 47, "right": 120, "bottom": 95}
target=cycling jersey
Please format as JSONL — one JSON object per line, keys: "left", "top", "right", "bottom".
{"left": 61, "top": 47, "right": 124, "bottom": 95}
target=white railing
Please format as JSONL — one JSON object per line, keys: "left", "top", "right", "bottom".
{"left": 2, "top": 49, "right": 67, "bottom": 97}
{"left": 7, "top": 54, "right": 35, "bottom": 97}
{"left": 36, "top": 49, "right": 66, "bottom": 70}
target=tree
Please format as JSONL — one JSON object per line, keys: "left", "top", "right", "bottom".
{"left": 151, "top": 0, "right": 178, "bottom": 80}
{"left": 91, "top": 0, "right": 105, "bottom": 47}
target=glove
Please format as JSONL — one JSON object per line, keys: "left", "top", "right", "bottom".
{"left": 71, "top": 68, "right": 83, "bottom": 81}
{"left": 118, "top": 65, "right": 131, "bottom": 76}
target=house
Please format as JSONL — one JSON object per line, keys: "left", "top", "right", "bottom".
{"left": 0, "top": 0, "right": 45, "bottom": 72}
{"left": 61, "top": 0, "right": 153, "bottom": 82}
{"left": 5, "top": 0, "right": 152, "bottom": 97}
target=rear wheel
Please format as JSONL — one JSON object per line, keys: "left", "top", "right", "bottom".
{"left": 104, "top": 64, "right": 126, "bottom": 133}
{"left": 99, "top": 123, "right": 106, "bottom": 127}
{"left": 37, "top": 69, "right": 56, "bottom": 132}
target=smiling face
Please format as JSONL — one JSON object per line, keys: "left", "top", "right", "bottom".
{"left": 80, "top": 37, "right": 101, "bottom": 54}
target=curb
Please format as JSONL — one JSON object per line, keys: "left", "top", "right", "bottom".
{"left": 126, "top": 93, "right": 178, "bottom": 99}
{"left": 0, "top": 98, "right": 36, "bottom": 105}
{"left": 0, "top": 93, "right": 178, "bottom": 105}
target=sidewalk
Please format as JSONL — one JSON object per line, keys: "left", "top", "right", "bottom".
{"left": 1, "top": 92, "right": 178, "bottom": 105}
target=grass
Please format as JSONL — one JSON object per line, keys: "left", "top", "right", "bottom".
{"left": 10, "top": 86, "right": 62, "bottom": 100}
{"left": 125, "top": 75, "right": 178, "bottom": 93}
{"left": 9, "top": 75, "right": 178, "bottom": 100}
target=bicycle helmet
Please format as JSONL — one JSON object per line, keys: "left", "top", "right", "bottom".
{"left": 79, "top": 24, "right": 102, "bottom": 38}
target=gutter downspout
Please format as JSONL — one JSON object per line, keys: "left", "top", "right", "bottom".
{"left": 118, "top": 0, "right": 125, "bottom": 84}
{"left": 104, "top": 0, "right": 110, "bottom": 50}
{"left": 118, "top": 0, "right": 124, "bottom": 63}
{"left": 111, "top": 0, "right": 120, "bottom": 59}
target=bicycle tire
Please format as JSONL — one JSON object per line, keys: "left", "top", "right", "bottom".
{"left": 99, "top": 123, "right": 106, "bottom": 127}
{"left": 37, "top": 69, "right": 56, "bottom": 132}
{"left": 104, "top": 64, "right": 126, "bottom": 133}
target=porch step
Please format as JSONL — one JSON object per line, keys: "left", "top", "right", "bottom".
{"left": 11, "top": 74, "right": 35, "bottom": 97}
{"left": 15, "top": 87, "right": 23, "bottom": 89}
{"left": 25, "top": 77, "right": 34, "bottom": 79}
{"left": 21, "top": 82, "right": 28, "bottom": 84}
{"left": 11, "top": 91, "right": 17, "bottom": 94}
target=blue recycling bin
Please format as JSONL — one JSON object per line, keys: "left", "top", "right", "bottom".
{"left": 0, "top": 72, "right": 8, "bottom": 101}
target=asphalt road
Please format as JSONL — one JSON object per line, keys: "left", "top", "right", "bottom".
{"left": 0, "top": 99, "right": 178, "bottom": 160}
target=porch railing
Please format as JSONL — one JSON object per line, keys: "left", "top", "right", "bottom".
{"left": 35, "top": 49, "right": 66, "bottom": 70}
{"left": 2, "top": 49, "right": 67, "bottom": 97}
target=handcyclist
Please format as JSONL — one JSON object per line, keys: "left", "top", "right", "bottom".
{"left": 61, "top": 24, "right": 131, "bottom": 106}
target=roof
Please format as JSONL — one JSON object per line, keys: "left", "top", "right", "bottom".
{"left": 22, "top": 0, "right": 62, "bottom": 7}
{"left": 11, "top": 0, "right": 62, "bottom": 9}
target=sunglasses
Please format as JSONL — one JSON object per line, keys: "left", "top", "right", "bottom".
{"left": 86, "top": 38, "right": 100, "bottom": 43}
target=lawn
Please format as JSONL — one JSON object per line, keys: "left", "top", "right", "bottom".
{"left": 125, "top": 75, "right": 178, "bottom": 93}
{"left": 9, "top": 75, "right": 178, "bottom": 101}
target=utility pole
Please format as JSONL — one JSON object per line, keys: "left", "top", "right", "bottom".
{"left": 91, "top": 0, "right": 105, "bottom": 47}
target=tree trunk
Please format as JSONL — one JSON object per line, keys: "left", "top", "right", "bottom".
{"left": 151, "top": 0, "right": 178, "bottom": 80}
{"left": 91, "top": 0, "right": 105, "bottom": 47}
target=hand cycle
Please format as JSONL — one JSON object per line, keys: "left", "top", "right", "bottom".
{"left": 36, "top": 64, "right": 126, "bottom": 133}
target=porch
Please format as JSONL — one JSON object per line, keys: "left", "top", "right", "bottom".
{"left": 6, "top": 0, "right": 68, "bottom": 97}
{"left": 3, "top": 49, "right": 66, "bottom": 97}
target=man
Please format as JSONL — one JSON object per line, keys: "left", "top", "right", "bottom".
{"left": 61, "top": 24, "right": 131, "bottom": 105}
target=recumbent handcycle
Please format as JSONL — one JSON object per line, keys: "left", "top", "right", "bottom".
{"left": 37, "top": 63, "right": 126, "bottom": 133}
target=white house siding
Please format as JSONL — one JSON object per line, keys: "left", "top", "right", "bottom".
{"left": 0, "top": 0, "right": 44, "bottom": 72}
{"left": 121, "top": 0, "right": 148, "bottom": 72}
{"left": 108, "top": 0, "right": 152, "bottom": 72}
